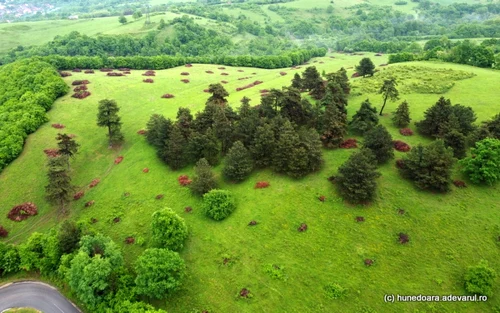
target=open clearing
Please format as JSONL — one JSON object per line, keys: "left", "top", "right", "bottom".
{"left": 0, "top": 54, "right": 499, "bottom": 312}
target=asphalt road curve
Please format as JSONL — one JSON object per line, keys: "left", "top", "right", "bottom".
{"left": 0, "top": 281, "right": 81, "bottom": 313}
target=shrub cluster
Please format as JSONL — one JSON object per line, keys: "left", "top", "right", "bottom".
{"left": 202, "top": 189, "right": 236, "bottom": 221}
{"left": 73, "top": 85, "right": 88, "bottom": 92}
{"left": 71, "top": 80, "right": 90, "bottom": 85}
{"left": 399, "top": 128, "right": 413, "bottom": 136}
{"left": 221, "top": 72, "right": 229, "bottom": 76}
{"left": 89, "top": 178, "right": 100, "bottom": 188}
{"left": 100, "top": 68, "right": 113, "bottom": 72}
{"left": 114, "top": 156, "right": 124, "bottom": 164}
{"left": 180, "top": 72, "right": 190, "bottom": 76}
{"left": 59, "top": 71, "right": 72, "bottom": 77}
{"left": 72, "top": 68, "right": 81, "bottom": 72}
{"left": 52, "top": 123, "right": 65, "bottom": 129}
{"left": 43, "top": 148, "right": 60, "bottom": 157}
{"left": 340, "top": 138, "right": 358, "bottom": 149}
{"left": 142, "top": 70, "right": 156, "bottom": 76}
{"left": 162, "top": 94, "right": 175, "bottom": 98}
{"left": 107, "top": 72, "right": 124, "bottom": 76}
{"left": 143, "top": 78, "right": 154, "bottom": 83}
{"left": 206, "top": 70, "right": 214, "bottom": 74}
{"left": 84, "top": 69, "right": 94, "bottom": 74}
{"left": 181, "top": 79, "right": 190, "bottom": 83}
{"left": 0, "top": 226, "right": 8, "bottom": 238}
{"left": 255, "top": 181, "right": 270, "bottom": 189}
{"left": 72, "top": 91, "right": 91, "bottom": 99}
{"left": 178, "top": 175, "right": 192, "bottom": 186}
{"left": 393, "top": 140, "right": 411, "bottom": 152}
{"left": 280, "top": 72, "right": 287, "bottom": 76}
{"left": 7, "top": 202, "right": 38, "bottom": 221}
{"left": 118, "top": 68, "right": 130, "bottom": 71}
{"left": 73, "top": 191, "right": 84, "bottom": 200}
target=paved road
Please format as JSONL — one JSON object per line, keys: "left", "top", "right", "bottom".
{"left": 0, "top": 281, "right": 81, "bottom": 313}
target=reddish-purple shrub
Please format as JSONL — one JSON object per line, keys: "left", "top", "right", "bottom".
{"left": 72, "top": 68, "right": 82, "bottom": 72}
{"left": 107, "top": 72, "right": 124, "bottom": 76}
{"left": 351, "top": 72, "right": 360, "bottom": 78}
{"left": 72, "top": 80, "right": 90, "bottom": 85}
{"left": 375, "top": 53, "right": 383, "bottom": 56}
{"left": 206, "top": 70, "right": 214, "bottom": 74}
{"left": 100, "top": 68, "right": 113, "bottom": 72}
{"left": 399, "top": 233, "right": 409, "bottom": 244}
{"left": 123, "top": 71, "right": 131, "bottom": 74}
{"left": 84, "top": 70, "right": 94, "bottom": 74}
{"left": 253, "top": 80, "right": 263, "bottom": 85}
{"left": 280, "top": 72, "right": 287, "bottom": 76}
{"left": 143, "top": 78, "right": 154, "bottom": 83}
{"left": 74, "top": 191, "right": 84, "bottom": 200}
{"left": 184, "top": 206, "right": 192, "bottom": 213}
{"left": 161, "top": 94, "right": 175, "bottom": 98}
{"left": 89, "top": 178, "right": 100, "bottom": 188}
{"left": 260, "top": 89, "right": 269, "bottom": 93}
{"left": 380, "top": 64, "right": 388, "bottom": 67}
{"left": 453, "top": 180, "right": 467, "bottom": 188}
{"left": 72, "top": 91, "right": 91, "bottom": 99}
{"left": 238, "top": 77, "right": 250, "bottom": 81}
{"left": 142, "top": 70, "right": 156, "bottom": 76}
{"left": 178, "top": 175, "right": 192, "bottom": 186}
{"left": 125, "top": 237, "right": 135, "bottom": 244}
{"left": 399, "top": 128, "right": 414, "bottom": 136}
{"left": 185, "top": 64, "right": 193, "bottom": 67}
{"left": 236, "top": 82, "right": 257, "bottom": 91}
{"left": 143, "top": 168, "right": 149, "bottom": 173}
{"left": 221, "top": 80, "right": 228, "bottom": 84}
{"left": 90, "top": 217, "right": 98, "bottom": 223}
{"left": 181, "top": 79, "right": 190, "bottom": 83}
{"left": 7, "top": 203, "right": 38, "bottom": 222}
{"left": 203, "top": 89, "right": 210, "bottom": 93}
{"left": 356, "top": 216, "right": 365, "bottom": 222}
{"left": 237, "top": 69, "right": 244, "bottom": 72}
{"left": 396, "top": 159, "right": 405, "bottom": 169}
{"left": 43, "top": 148, "right": 60, "bottom": 157}
{"left": 221, "top": 73, "right": 229, "bottom": 76}
{"left": 137, "top": 129, "right": 147, "bottom": 135}
{"left": 318, "top": 195, "right": 326, "bottom": 202}
{"left": 155, "top": 194, "right": 164, "bottom": 199}
{"left": 218, "top": 67, "right": 226, "bottom": 70}
{"left": 113, "top": 217, "right": 121, "bottom": 223}
{"left": 59, "top": 71, "right": 72, "bottom": 77}
{"left": 255, "top": 181, "right": 270, "bottom": 189}
{"left": 73, "top": 85, "right": 88, "bottom": 92}
{"left": 248, "top": 220, "right": 257, "bottom": 226}
{"left": 298, "top": 223, "right": 308, "bottom": 232}
{"left": 240, "top": 288, "right": 250, "bottom": 298}
{"left": 181, "top": 72, "right": 190, "bottom": 76}
{"left": 118, "top": 68, "right": 131, "bottom": 71}
{"left": 0, "top": 226, "right": 8, "bottom": 238}
{"left": 114, "top": 156, "right": 124, "bottom": 164}
{"left": 393, "top": 140, "right": 411, "bottom": 152}
{"left": 340, "top": 138, "right": 358, "bottom": 149}
{"left": 364, "top": 259, "right": 374, "bottom": 266}
{"left": 52, "top": 123, "right": 65, "bottom": 129}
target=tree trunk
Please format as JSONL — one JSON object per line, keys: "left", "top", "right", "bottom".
{"left": 379, "top": 94, "right": 388, "bottom": 116}
{"left": 108, "top": 124, "right": 113, "bottom": 147}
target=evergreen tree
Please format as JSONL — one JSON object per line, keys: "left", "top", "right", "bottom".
{"left": 378, "top": 78, "right": 399, "bottom": 116}
{"left": 146, "top": 114, "right": 173, "bottom": 149}
{"left": 235, "top": 97, "right": 260, "bottom": 146}
{"left": 58, "top": 220, "right": 81, "bottom": 254}
{"left": 415, "top": 97, "right": 462, "bottom": 138}
{"left": 321, "top": 81, "right": 347, "bottom": 114}
{"left": 213, "top": 105, "right": 234, "bottom": 154}
{"left": 291, "top": 73, "right": 303, "bottom": 89}
{"left": 302, "top": 66, "right": 322, "bottom": 91}
{"left": 310, "top": 81, "right": 326, "bottom": 100}
{"left": 272, "top": 120, "right": 300, "bottom": 173}
{"left": 96, "top": 99, "right": 124, "bottom": 146}
{"left": 336, "top": 149, "right": 381, "bottom": 203}
{"left": 162, "top": 125, "right": 187, "bottom": 170}
{"left": 296, "top": 128, "right": 323, "bottom": 175}
{"left": 356, "top": 58, "right": 375, "bottom": 77}
{"left": 320, "top": 104, "right": 347, "bottom": 148}
{"left": 189, "top": 158, "right": 218, "bottom": 196}
{"left": 250, "top": 123, "right": 276, "bottom": 168}
{"left": 280, "top": 87, "right": 310, "bottom": 126}
{"left": 187, "top": 128, "right": 220, "bottom": 166}
{"left": 56, "top": 133, "right": 79, "bottom": 169}
{"left": 392, "top": 101, "right": 411, "bottom": 128}
{"left": 349, "top": 99, "right": 379, "bottom": 135}
{"left": 363, "top": 125, "right": 394, "bottom": 164}
{"left": 118, "top": 15, "right": 127, "bottom": 24}
{"left": 192, "top": 103, "right": 218, "bottom": 134}
{"left": 223, "top": 141, "right": 254, "bottom": 182}
{"left": 207, "top": 83, "right": 229, "bottom": 106}
{"left": 482, "top": 113, "right": 500, "bottom": 139}
{"left": 176, "top": 107, "right": 193, "bottom": 140}
{"left": 444, "top": 129, "right": 467, "bottom": 159}
{"left": 398, "top": 140, "right": 455, "bottom": 192}
{"left": 45, "top": 155, "right": 74, "bottom": 213}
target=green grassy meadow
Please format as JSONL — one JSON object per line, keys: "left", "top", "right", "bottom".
{"left": 1, "top": 54, "right": 500, "bottom": 312}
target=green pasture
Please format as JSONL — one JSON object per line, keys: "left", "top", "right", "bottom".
{"left": 0, "top": 54, "right": 499, "bottom": 312}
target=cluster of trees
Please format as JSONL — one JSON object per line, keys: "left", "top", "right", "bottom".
{"left": 389, "top": 39, "right": 498, "bottom": 69}
{"left": 0, "top": 59, "right": 68, "bottom": 172}
{"left": 1, "top": 207, "right": 190, "bottom": 312}
{"left": 145, "top": 66, "right": 350, "bottom": 180}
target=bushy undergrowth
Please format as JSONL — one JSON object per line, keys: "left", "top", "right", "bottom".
{"left": 202, "top": 189, "right": 236, "bottom": 221}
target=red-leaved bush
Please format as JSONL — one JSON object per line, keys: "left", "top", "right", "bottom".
{"left": 0, "top": 226, "right": 9, "bottom": 238}
{"left": 84, "top": 69, "right": 94, "bottom": 74}
{"left": 137, "top": 129, "right": 147, "bottom": 135}
{"left": 221, "top": 73, "right": 229, "bottom": 76}
{"left": 60, "top": 71, "right": 72, "bottom": 77}
{"left": 143, "top": 78, "right": 154, "bottom": 83}
{"left": 161, "top": 94, "right": 175, "bottom": 98}
{"left": 237, "top": 69, "right": 244, "bottom": 72}
{"left": 260, "top": 89, "right": 269, "bottom": 93}
{"left": 73, "top": 191, "right": 84, "bottom": 200}
{"left": 178, "top": 175, "right": 192, "bottom": 186}
{"left": 318, "top": 195, "right": 326, "bottom": 202}
{"left": 393, "top": 140, "right": 411, "bottom": 152}
{"left": 238, "top": 77, "right": 250, "bottom": 81}
{"left": 155, "top": 194, "right": 164, "bottom": 199}
{"left": 118, "top": 68, "right": 131, "bottom": 71}
{"left": 298, "top": 223, "right": 308, "bottom": 232}
{"left": 114, "top": 156, "right": 124, "bottom": 164}
{"left": 52, "top": 123, "right": 65, "bottom": 129}
{"left": 399, "top": 128, "right": 414, "bottom": 136}
{"left": 206, "top": 70, "right": 214, "bottom": 74}
{"left": 351, "top": 72, "right": 360, "bottom": 78}
{"left": 181, "top": 72, "right": 190, "bottom": 76}
{"left": 255, "top": 181, "right": 270, "bottom": 189}
{"left": 143, "top": 168, "right": 149, "bottom": 173}
{"left": 399, "top": 233, "right": 409, "bottom": 244}
{"left": 142, "top": 70, "right": 156, "bottom": 76}
{"left": 89, "top": 178, "right": 100, "bottom": 188}
{"left": 453, "top": 180, "right": 467, "bottom": 188}
{"left": 181, "top": 79, "right": 190, "bottom": 83}
{"left": 107, "top": 72, "right": 124, "bottom": 76}
{"left": 72, "top": 68, "right": 82, "bottom": 72}
{"left": 280, "top": 72, "right": 287, "bottom": 76}
{"left": 72, "top": 80, "right": 90, "bottom": 85}
{"left": 85, "top": 200, "right": 95, "bottom": 207}
{"left": 253, "top": 80, "right": 263, "bottom": 85}
{"left": 380, "top": 64, "right": 388, "bottom": 67}
{"left": 125, "top": 237, "right": 135, "bottom": 244}
{"left": 185, "top": 64, "right": 193, "bottom": 67}
{"left": 221, "top": 80, "right": 228, "bottom": 84}
{"left": 340, "top": 138, "right": 358, "bottom": 149}
{"left": 100, "top": 68, "right": 113, "bottom": 72}
{"left": 184, "top": 206, "right": 192, "bottom": 213}
{"left": 396, "top": 159, "right": 405, "bottom": 169}
{"left": 7, "top": 203, "right": 38, "bottom": 222}
{"left": 203, "top": 89, "right": 210, "bottom": 93}
{"left": 218, "top": 67, "right": 226, "bottom": 70}
{"left": 73, "top": 85, "right": 88, "bottom": 92}
{"left": 72, "top": 91, "right": 91, "bottom": 99}
{"left": 43, "top": 148, "right": 60, "bottom": 157}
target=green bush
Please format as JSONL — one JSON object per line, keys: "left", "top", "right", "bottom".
{"left": 151, "top": 208, "right": 188, "bottom": 250}
{"left": 324, "top": 282, "right": 348, "bottom": 299}
{"left": 464, "top": 260, "right": 497, "bottom": 297}
{"left": 202, "top": 189, "right": 236, "bottom": 221}
{"left": 460, "top": 138, "right": 500, "bottom": 185}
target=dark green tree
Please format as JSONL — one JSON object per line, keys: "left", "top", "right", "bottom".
{"left": 272, "top": 119, "right": 300, "bottom": 173}
{"left": 320, "top": 104, "right": 347, "bottom": 148}
{"left": 189, "top": 158, "right": 218, "bottom": 196}
{"left": 0, "top": 243, "right": 19, "bottom": 275}
{"left": 378, "top": 78, "right": 399, "bottom": 116}
{"left": 234, "top": 97, "right": 259, "bottom": 146}
{"left": 45, "top": 155, "right": 74, "bottom": 213}
{"left": 223, "top": 141, "right": 254, "bottom": 182}
{"left": 213, "top": 105, "right": 234, "bottom": 154}
{"left": 302, "top": 66, "right": 322, "bottom": 91}
{"left": 175, "top": 107, "right": 193, "bottom": 140}
{"left": 162, "top": 125, "right": 187, "bottom": 170}
{"left": 292, "top": 128, "right": 323, "bottom": 177}
{"left": 97, "top": 99, "right": 124, "bottom": 146}
{"left": 250, "top": 123, "right": 276, "bottom": 168}
{"left": 356, "top": 58, "right": 375, "bottom": 77}
{"left": 321, "top": 81, "right": 347, "bottom": 114}
{"left": 132, "top": 10, "right": 143, "bottom": 20}
{"left": 157, "top": 18, "right": 166, "bottom": 30}
{"left": 460, "top": 138, "right": 500, "bottom": 185}
{"left": 349, "top": 99, "right": 379, "bottom": 135}
{"left": 280, "top": 87, "right": 310, "bottom": 126}
{"left": 392, "top": 100, "right": 411, "bottom": 128}
{"left": 207, "top": 83, "right": 229, "bottom": 106}
{"left": 444, "top": 130, "right": 467, "bottom": 159}
{"left": 398, "top": 140, "right": 455, "bottom": 192}
{"left": 151, "top": 208, "right": 188, "bottom": 250}
{"left": 58, "top": 220, "right": 82, "bottom": 255}
{"left": 336, "top": 149, "right": 381, "bottom": 203}
{"left": 56, "top": 133, "right": 79, "bottom": 169}
{"left": 291, "top": 73, "right": 303, "bottom": 89}
{"left": 187, "top": 128, "right": 220, "bottom": 166}
{"left": 134, "top": 248, "right": 186, "bottom": 299}
{"left": 145, "top": 114, "right": 173, "bottom": 152}
{"left": 482, "top": 113, "right": 500, "bottom": 139}
{"left": 118, "top": 15, "right": 127, "bottom": 24}
{"left": 363, "top": 125, "right": 394, "bottom": 164}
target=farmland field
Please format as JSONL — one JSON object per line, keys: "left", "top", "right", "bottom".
{"left": 0, "top": 53, "right": 499, "bottom": 313}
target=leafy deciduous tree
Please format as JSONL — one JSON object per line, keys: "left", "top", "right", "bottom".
{"left": 460, "top": 138, "right": 500, "bottom": 185}
{"left": 151, "top": 208, "right": 188, "bottom": 250}
{"left": 356, "top": 58, "right": 375, "bottom": 77}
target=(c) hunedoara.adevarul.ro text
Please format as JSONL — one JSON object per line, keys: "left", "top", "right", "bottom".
{"left": 384, "top": 294, "right": 488, "bottom": 303}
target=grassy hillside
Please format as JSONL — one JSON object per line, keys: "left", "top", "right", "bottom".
{"left": 1, "top": 54, "right": 499, "bottom": 313}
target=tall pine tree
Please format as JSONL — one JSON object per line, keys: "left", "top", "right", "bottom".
{"left": 46, "top": 155, "right": 74, "bottom": 213}
{"left": 223, "top": 141, "right": 254, "bottom": 182}
{"left": 378, "top": 78, "right": 399, "bottom": 116}
{"left": 363, "top": 125, "right": 394, "bottom": 164}
{"left": 392, "top": 101, "right": 411, "bottom": 128}
{"left": 189, "top": 158, "right": 218, "bottom": 196}
{"left": 163, "top": 125, "right": 187, "bottom": 170}
{"left": 56, "top": 133, "right": 79, "bottom": 169}
{"left": 272, "top": 119, "right": 300, "bottom": 173}
{"left": 320, "top": 104, "right": 347, "bottom": 148}
{"left": 349, "top": 99, "right": 379, "bottom": 135}
{"left": 96, "top": 99, "right": 124, "bottom": 146}
{"left": 187, "top": 128, "right": 220, "bottom": 166}
{"left": 250, "top": 123, "right": 276, "bottom": 168}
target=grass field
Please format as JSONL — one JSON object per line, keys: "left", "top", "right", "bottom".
{"left": 0, "top": 54, "right": 499, "bottom": 313}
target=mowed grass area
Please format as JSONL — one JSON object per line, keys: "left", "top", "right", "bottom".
{"left": 1, "top": 54, "right": 500, "bottom": 313}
